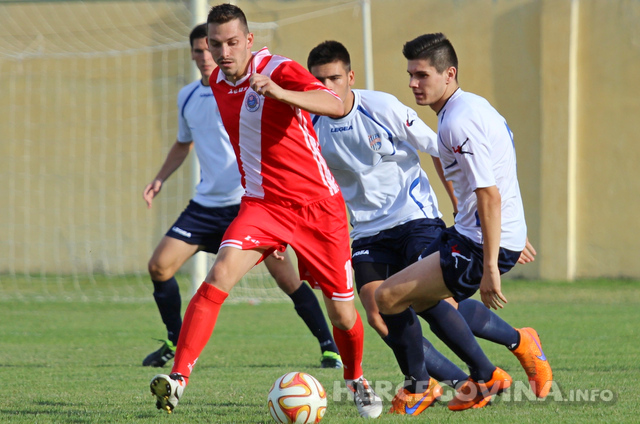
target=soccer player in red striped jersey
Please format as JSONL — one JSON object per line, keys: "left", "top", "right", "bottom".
{"left": 141, "top": 24, "right": 342, "bottom": 371}
{"left": 149, "top": 4, "right": 382, "bottom": 419}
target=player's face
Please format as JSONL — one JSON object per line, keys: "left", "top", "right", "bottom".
{"left": 310, "top": 61, "right": 354, "bottom": 114}
{"left": 207, "top": 19, "right": 254, "bottom": 83}
{"left": 407, "top": 58, "right": 454, "bottom": 112}
{"left": 191, "top": 37, "right": 215, "bottom": 82}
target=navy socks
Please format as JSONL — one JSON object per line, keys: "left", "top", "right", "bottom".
{"left": 380, "top": 308, "right": 431, "bottom": 393}
{"left": 421, "top": 337, "right": 469, "bottom": 387}
{"left": 417, "top": 300, "right": 495, "bottom": 382}
{"left": 152, "top": 277, "right": 182, "bottom": 345}
{"left": 289, "top": 283, "right": 339, "bottom": 354}
{"left": 458, "top": 299, "right": 520, "bottom": 349}
{"left": 382, "top": 333, "right": 469, "bottom": 388}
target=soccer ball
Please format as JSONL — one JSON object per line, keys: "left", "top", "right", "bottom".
{"left": 267, "top": 372, "right": 327, "bottom": 424}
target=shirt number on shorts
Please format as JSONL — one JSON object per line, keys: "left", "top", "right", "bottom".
{"left": 345, "top": 259, "right": 353, "bottom": 291}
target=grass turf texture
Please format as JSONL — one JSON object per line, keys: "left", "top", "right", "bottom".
{"left": 1, "top": 279, "right": 638, "bottom": 423}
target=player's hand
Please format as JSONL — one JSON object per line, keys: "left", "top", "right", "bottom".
{"left": 479, "top": 268, "right": 507, "bottom": 310}
{"left": 518, "top": 238, "right": 537, "bottom": 264}
{"left": 250, "top": 74, "right": 284, "bottom": 100}
{"left": 143, "top": 179, "right": 162, "bottom": 209}
{"left": 270, "top": 249, "right": 285, "bottom": 261}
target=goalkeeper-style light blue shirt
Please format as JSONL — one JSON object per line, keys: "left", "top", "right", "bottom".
{"left": 177, "top": 80, "right": 244, "bottom": 208}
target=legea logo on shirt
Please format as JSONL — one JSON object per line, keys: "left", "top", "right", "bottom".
{"left": 245, "top": 92, "right": 260, "bottom": 112}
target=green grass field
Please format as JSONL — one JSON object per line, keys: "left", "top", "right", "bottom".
{"left": 1, "top": 278, "right": 639, "bottom": 423}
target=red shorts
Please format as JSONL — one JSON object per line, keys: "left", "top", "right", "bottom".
{"left": 220, "top": 194, "right": 354, "bottom": 302}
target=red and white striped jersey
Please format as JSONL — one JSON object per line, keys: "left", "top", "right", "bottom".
{"left": 210, "top": 47, "right": 341, "bottom": 208}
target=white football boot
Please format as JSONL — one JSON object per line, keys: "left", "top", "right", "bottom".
{"left": 150, "top": 373, "right": 186, "bottom": 414}
{"left": 348, "top": 377, "right": 383, "bottom": 419}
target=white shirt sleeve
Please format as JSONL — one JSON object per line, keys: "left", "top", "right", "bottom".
{"left": 376, "top": 96, "right": 439, "bottom": 157}
{"left": 450, "top": 118, "right": 496, "bottom": 191}
{"left": 177, "top": 84, "right": 196, "bottom": 143}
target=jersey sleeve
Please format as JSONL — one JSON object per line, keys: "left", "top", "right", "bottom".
{"left": 176, "top": 88, "right": 193, "bottom": 143}
{"left": 377, "top": 95, "right": 438, "bottom": 156}
{"left": 271, "top": 59, "right": 340, "bottom": 99}
{"left": 449, "top": 118, "right": 495, "bottom": 190}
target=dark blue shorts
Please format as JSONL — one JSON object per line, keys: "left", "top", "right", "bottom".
{"left": 419, "top": 226, "right": 522, "bottom": 302}
{"left": 165, "top": 200, "right": 241, "bottom": 253}
{"left": 351, "top": 217, "right": 446, "bottom": 292}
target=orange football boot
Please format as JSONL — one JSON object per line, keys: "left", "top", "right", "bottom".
{"left": 389, "top": 378, "right": 443, "bottom": 415}
{"left": 512, "top": 327, "right": 553, "bottom": 398}
{"left": 448, "top": 367, "right": 512, "bottom": 411}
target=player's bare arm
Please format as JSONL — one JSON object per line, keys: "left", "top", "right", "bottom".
{"left": 475, "top": 185, "right": 505, "bottom": 309}
{"left": 143, "top": 141, "right": 193, "bottom": 208}
{"left": 249, "top": 73, "right": 343, "bottom": 117}
{"left": 431, "top": 156, "right": 458, "bottom": 215}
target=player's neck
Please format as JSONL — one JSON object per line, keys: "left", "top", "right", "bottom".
{"left": 432, "top": 84, "right": 459, "bottom": 114}
{"left": 342, "top": 90, "right": 355, "bottom": 117}
{"left": 201, "top": 76, "right": 210, "bottom": 87}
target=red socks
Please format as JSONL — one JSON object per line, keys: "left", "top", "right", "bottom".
{"left": 171, "top": 283, "right": 228, "bottom": 380}
{"left": 333, "top": 311, "right": 365, "bottom": 380}
{"left": 171, "top": 285, "right": 366, "bottom": 383}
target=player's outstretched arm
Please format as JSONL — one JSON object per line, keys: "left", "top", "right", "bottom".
{"left": 143, "top": 140, "right": 193, "bottom": 209}
{"left": 249, "top": 74, "right": 343, "bottom": 117}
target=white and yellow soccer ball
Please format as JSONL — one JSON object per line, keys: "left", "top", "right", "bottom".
{"left": 267, "top": 372, "right": 327, "bottom": 424}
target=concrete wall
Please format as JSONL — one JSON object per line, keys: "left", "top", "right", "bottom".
{"left": 1, "top": 0, "right": 638, "bottom": 279}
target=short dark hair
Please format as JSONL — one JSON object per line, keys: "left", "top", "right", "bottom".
{"left": 403, "top": 33, "right": 458, "bottom": 75}
{"left": 307, "top": 40, "right": 351, "bottom": 71}
{"left": 207, "top": 3, "right": 249, "bottom": 33}
{"left": 189, "top": 23, "right": 207, "bottom": 48}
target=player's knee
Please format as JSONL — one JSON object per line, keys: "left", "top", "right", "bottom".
{"left": 330, "top": 315, "right": 353, "bottom": 331}
{"left": 148, "top": 258, "right": 171, "bottom": 281}
{"left": 374, "top": 285, "right": 396, "bottom": 314}
{"left": 327, "top": 308, "right": 356, "bottom": 331}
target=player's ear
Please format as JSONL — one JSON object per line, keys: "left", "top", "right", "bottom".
{"left": 446, "top": 66, "right": 457, "bottom": 82}
{"left": 348, "top": 70, "right": 355, "bottom": 87}
{"left": 246, "top": 32, "right": 254, "bottom": 49}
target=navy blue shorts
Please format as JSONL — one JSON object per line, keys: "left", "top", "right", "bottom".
{"left": 165, "top": 200, "right": 241, "bottom": 254}
{"left": 419, "top": 226, "right": 522, "bottom": 302}
{"left": 351, "top": 217, "right": 446, "bottom": 292}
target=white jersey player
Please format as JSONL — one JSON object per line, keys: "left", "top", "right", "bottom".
{"left": 308, "top": 41, "right": 476, "bottom": 412}
{"left": 312, "top": 88, "right": 442, "bottom": 240}
{"left": 375, "top": 32, "right": 551, "bottom": 413}
{"left": 436, "top": 88, "right": 526, "bottom": 251}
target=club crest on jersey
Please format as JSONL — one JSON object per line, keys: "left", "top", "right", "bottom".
{"left": 245, "top": 92, "right": 260, "bottom": 112}
{"left": 368, "top": 133, "right": 382, "bottom": 151}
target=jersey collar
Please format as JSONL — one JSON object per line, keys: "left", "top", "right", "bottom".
{"left": 216, "top": 47, "right": 271, "bottom": 86}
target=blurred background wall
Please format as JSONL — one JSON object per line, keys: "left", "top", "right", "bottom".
{"left": 1, "top": 0, "right": 638, "bottom": 289}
